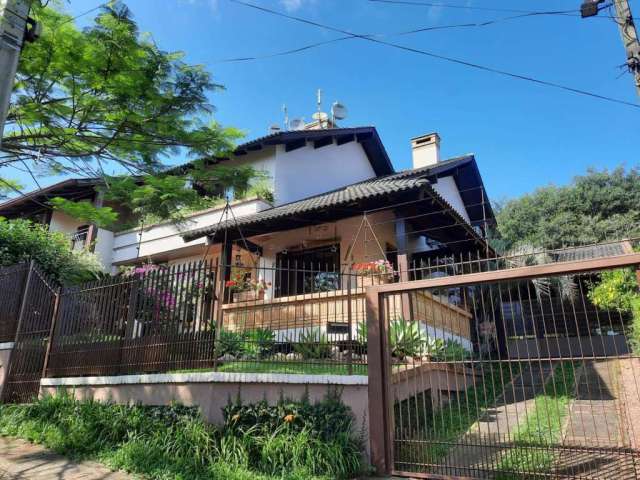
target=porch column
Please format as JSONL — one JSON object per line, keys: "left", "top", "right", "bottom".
{"left": 394, "top": 217, "right": 413, "bottom": 321}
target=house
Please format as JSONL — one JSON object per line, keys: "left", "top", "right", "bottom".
{"left": 0, "top": 125, "right": 495, "bottom": 349}
{"left": 0, "top": 127, "right": 494, "bottom": 270}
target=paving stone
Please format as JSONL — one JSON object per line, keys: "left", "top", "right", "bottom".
{"left": 0, "top": 437, "right": 134, "bottom": 480}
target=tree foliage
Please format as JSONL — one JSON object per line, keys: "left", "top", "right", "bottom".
{"left": 589, "top": 268, "right": 638, "bottom": 312}
{"left": 0, "top": 218, "right": 103, "bottom": 284}
{"left": 3, "top": 1, "right": 240, "bottom": 175}
{"left": 495, "top": 167, "right": 640, "bottom": 250}
{"left": 49, "top": 197, "right": 118, "bottom": 228}
{"left": 1, "top": 2, "right": 256, "bottom": 226}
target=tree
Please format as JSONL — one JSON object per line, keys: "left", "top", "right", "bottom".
{"left": 0, "top": 2, "right": 253, "bottom": 225}
{"left": 495, "top": 167, "right": 640, "bottom": 250}
{"left": 0, "top": 217, "right": 103, "bottom": 284}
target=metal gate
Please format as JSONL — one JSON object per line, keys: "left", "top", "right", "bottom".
{"left": 1, "top": 263, "right": 58, "bottom": 403}
{"left": 367, "top": 249, "right": 640, "bottom": 479}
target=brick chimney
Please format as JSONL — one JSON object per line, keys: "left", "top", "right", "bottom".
{"left": 411, "top": 132, "right": 440, "bottom": 169}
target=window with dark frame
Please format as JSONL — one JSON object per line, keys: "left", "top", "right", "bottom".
{"left": 275, "top": 244, "right": 340, "bottom": 297}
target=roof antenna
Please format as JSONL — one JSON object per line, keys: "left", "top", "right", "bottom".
{"left": 282, "top": 104, "right": 289, "bottom": 131}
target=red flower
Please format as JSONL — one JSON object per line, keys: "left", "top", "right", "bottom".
{"left": 225, "top": 280, "right": 237, "bottom": 288}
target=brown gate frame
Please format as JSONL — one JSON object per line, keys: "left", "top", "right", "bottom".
{"left": 365, "top": 252, "right": 640, "bottom": 476}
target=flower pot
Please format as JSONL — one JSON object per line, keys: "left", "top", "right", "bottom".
{"left": 358, "top": 274, "right": 391, "bottom": 288}
{"left": 233, "top": 290, "right": 265, "bottom": 303}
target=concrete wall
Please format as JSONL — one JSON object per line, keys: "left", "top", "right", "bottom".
{"left": 40, "top": 372, "right": 369, "bottom": 441}
{"left": 48, "top": 210, "right": 86, "bottom": 235}
{"left": 0, "top": 343, "right": 14, "bottom": 399}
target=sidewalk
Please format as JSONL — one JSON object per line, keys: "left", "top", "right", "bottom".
{"left": 0, "top": 437, "right": 133, "bottom": 480}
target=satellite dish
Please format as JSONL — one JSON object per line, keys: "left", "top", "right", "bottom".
{"left": 331, "top": 102, "right": 348, "bottom": 120}
{"left": 312, "top": 111, "right": 329, "bottom": 122}
{"left": 288, "top": 118, "right": 305, "bottom": 131}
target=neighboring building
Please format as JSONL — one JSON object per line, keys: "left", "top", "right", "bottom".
{"left": 0, "top": 126, "right": 495, "bottom": 282}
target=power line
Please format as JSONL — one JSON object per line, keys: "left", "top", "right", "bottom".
{"left": 368, "top": 0, "right": 620, "bottom": 19}
{"left": 228, "top": 0, "right": 640, "bottom": 110}
{"left": 214, "top": 10, "right": 595, "bottom": 63}
{"left": 53, "top": 2, "right": 109, "bottom": 29}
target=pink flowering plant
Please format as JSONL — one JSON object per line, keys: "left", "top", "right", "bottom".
{"left": 124, "top": 261, "right": 211, "bottom": 324}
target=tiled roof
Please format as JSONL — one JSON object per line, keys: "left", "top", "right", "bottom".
{"left": 553, "top": 241, "right": 633, "bottom": 263}
{"left": 182, "top": 156, "right": 473, "bottom": 242}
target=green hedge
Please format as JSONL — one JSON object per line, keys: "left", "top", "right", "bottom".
{"left": 0, "top": 391, "right": 366, "bottom": 480}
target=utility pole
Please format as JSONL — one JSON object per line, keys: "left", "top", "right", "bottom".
{"left": 582, "top": 0, "right": 640, "bottom": 98}
{"left": 612, "top": 0, "right": 640, "bottom": 96}
{"left": 0, "top": 0, "right": 32, "bottom": 149}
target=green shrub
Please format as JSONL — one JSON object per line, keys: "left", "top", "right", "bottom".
{"left": 588, "top": 267, "right": 640, "bottom": 354}
{"left": 243, "top": 328, "right": 275, "bottom": 359}
{"left": 222, "top": 390, "right": 363, "bottom": 478}
{"left": 293, "top": 328, "right": 331, "bottom": 360}
{"left": 589, "top": 268, "right": 638, "bottom": 312}
{"left": 358, "top": 318, "right": 431, "bottom": 359}
{"left": 0, "top": 218, "right": 103, "bottom": 284}
{"left": 389, "top": 318, "right": 428, "bottom": 359}
{"left": 217, "top": 330, "right": 246, "bottom": 358}
{"left": 431, "top": 339, "right": 471, "bottom": 362}
{"left": 0, "top": 391, "right": 364, "bottom": 480}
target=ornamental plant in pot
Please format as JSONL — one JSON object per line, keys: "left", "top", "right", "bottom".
{"left": 226, "top": 271, "right": 271, "bottom": 303}
{"left": 352, "top": 259, "right": 394, "bottom": 287}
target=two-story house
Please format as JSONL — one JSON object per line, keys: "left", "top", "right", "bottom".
{"left": 0, "top": 125, "right": 494, "bottom": 290}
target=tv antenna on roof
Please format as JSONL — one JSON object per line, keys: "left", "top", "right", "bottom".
{"left": 331, "top": 101, "right": 348, "bottom": 123}
{"left": 282, "top": 104, "right": 288, "bottom": 130}
{"left": 288, "top": 118, "right": 305, "bottom": 131}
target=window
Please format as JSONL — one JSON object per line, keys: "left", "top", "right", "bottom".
{"left": 71, "top": 225, "right": 90, "bottom": 251}
{"left": 275, "top": 244, "right": 340, "bottom": 297}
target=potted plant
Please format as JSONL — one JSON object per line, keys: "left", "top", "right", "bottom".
{"left": 226, "top": 272, "right": 270, "bottom": 303}
{"left": 352, "top": 259, "right": 394, "bottom": 287}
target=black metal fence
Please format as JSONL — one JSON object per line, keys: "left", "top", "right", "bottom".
{"left": 46, "top": 260, "right": 218, "bottom": 377}
{"left": 0, "top": 263, "right": 29, "bottom": 343}
{"left": 1, "top": 264, "right": 58, "bottom": 403}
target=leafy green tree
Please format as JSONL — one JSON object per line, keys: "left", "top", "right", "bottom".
{"left": 0, "top": 218, "right": 103, "bottom": 283}
{"left": 1, "top": 2, "right": 253, "bottom": 226}
{"left": 495, "top": 167, "right": 640, "bottom": 250}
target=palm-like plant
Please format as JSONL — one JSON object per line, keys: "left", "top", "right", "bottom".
{"left": 506, "top": 243, "right": 577, "bottom": 300}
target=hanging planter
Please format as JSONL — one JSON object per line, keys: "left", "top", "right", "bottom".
{"left": 233, "top": 289, "right": 266, "bottom": 303}
{"left": 353, "top": 260, "right": 394, "bottom": 288}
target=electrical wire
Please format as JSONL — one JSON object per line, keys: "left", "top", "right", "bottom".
{"left": 214, "top": 10, "right": 593, "bottom": 63}
{"left": 368, "top": 0, "right": 622, "bottom": 20}
{"left": 228, "top": 0, "right": 640, "bottom": 110}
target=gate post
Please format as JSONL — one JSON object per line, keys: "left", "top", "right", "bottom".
{"left": 12, "top": 260, "right": 35, "bottom": 344}
{"left": 41, "top": 288, "right": 61, "bottom": 379}
{"left": 366, "top": 286, "right": 393, "bottom": 475}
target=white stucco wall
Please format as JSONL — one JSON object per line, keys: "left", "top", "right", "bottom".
{"left": 431, "top": 175, "right": 471, "bottom": 224}
{"left": 112, "top": 199, "right": 272, "bottom": 265}
{"left": 48, "top": 211, "right": 86, "bottom": 235}
{"left": 94, "top": 229, "right": 115, "bottom": 271}
{"left": 273, "top": 141, "right": 376, "bottom": 205}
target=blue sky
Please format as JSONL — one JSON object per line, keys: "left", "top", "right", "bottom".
{"left": 8, "top": 0, "right": 640, "bottom": 202}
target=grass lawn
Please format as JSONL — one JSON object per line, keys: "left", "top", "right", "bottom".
{"left": 395, "top": 362, "right": 521, "bottom": 467}
{"left": 217, "top": 361, "right": 368, "bottom": 375}
{"left": 169, "top": 361, "right": 368, "bottom": 376}
{"left": 494, "top": 361, "right": 578, "bottom": 480}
